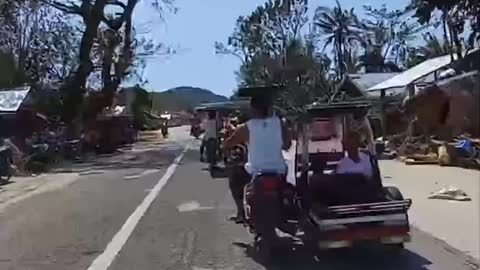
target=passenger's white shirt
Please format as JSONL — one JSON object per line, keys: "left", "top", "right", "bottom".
{"left": 244, "top": 116, "right": 286, "bottom": 175}
{"left": 203, "top": 119, "right": 218, "bottom": 139}
{"left": 336, "top": 152, "right": 373, "bottom": 178}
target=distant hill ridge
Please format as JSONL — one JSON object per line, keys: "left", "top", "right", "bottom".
{"left": 150, "top": 86, "right": 228, "bottom": 112}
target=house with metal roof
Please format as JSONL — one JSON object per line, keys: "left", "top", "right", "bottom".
{"left": 340, "top": 73, "right": 400, "bottom": 98}
{"left": 0, "top": 86, "right": 48, "bottom": 142}
{"left": 365, "top": 49, "right": 480, "bottom": 98}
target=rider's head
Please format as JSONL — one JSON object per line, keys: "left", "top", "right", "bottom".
{"left": 250, "top": 95, "right": 272, "bottom": 118}
{"left": 208, "top": 111, "right": 216, "bottom": 120}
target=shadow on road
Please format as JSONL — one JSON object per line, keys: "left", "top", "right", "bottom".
{"left": 200, "top": 166, "right": 229, "bottom": 179}
{"left": 51, "top": 141, "right": 185, "bottom": 174}
{"left": 0, "top": 180, "right": 14, "bottom": 187}
{"left": 234, "top": 238, "right": 432, "bottom": 270}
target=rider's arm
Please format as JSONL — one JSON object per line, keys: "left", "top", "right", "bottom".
{"left": 281, "top": 120, "right": 292, "bottom": 150}
{"left": 222, "top": 124, "right": 248, "bottom": 150}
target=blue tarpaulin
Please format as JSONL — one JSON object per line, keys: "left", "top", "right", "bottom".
{"left": 455, "top": 139, "right": 479, "bottom": 159}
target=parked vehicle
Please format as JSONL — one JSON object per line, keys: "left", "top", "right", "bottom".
{"left": 24, "top": 143, "right": 50, "bottom": 174}
{"left": 62, "top": 138, "right": 83, "bottom": 160}
{"left": 24, "top": 132, "right": 60, "bottom": 173}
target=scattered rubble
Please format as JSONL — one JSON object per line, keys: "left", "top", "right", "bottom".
{"left": 428, "top": 186, "right": 471, "bottom": 201}
{"left": 378, "top": 134, "right": 480, "bottom": 170}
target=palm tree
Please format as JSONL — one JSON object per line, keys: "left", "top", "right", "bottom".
{"left": 355, "top": 5, "right": 427, "bottom": 71}
{"left": 313, "top": 0, "right": 361, "bottom": 78}
{"left": 407, "top": 33, "right": 452, "bottom": 68}
{"left": 343, "top": 47, "right": 361, "bottom": 74}
{"left": 419, "top": 33, "right": 451, "bottom": 58}
{"left": 355, "top": 20, "right": 395, "bottom": 72}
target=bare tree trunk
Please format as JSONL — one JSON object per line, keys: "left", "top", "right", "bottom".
{"left": 449, "top": 25, "right": 463, "bottom": 60}
{"left": 442, "top": 12, "right": 453, "bottom": 62}
{"left": 101, "top": 0, "right": 136, "bottom": 110}
{"left": 61, "top": 0, "right": 108, "bottom": 123}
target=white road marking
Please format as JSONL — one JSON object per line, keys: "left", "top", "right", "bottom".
{"left": 79, "top": 170, "right": 106, "bottom": 176}
{"left": 124, "top": 169, "right": 159, "bottom": 180}
{"left": 87, "top": 143, "right": 191, "bottom": 270}
{"left": 177, "top": 201, "right": 214, "bottom": 212}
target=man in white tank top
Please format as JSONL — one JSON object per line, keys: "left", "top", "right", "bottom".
{"left": 200, "top": 111, "right": 219, "bottom": 162}
{"left": 222, "top": 95, "right": 292, "bottom": 175}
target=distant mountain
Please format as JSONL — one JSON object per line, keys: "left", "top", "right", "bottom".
{"left": 150, "top": 86, "right": 228, "bottom": 112}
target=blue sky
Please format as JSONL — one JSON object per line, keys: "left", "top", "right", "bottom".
{"left": 134, "top": 0, "right": 409, "bottom": 97}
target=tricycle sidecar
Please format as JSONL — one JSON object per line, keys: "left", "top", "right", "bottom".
{"left": 295, "top": 101, "right": 412, "bottom": 250}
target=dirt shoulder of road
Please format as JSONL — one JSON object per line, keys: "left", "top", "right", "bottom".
{"left": 0, "top": 173, "right": 80, "bottom": 213}
{"left": 379, "top": 160, "right": 480, "bottom": 260}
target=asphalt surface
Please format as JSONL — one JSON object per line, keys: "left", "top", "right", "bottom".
{"left": 0, "top": 126, "right": 478, "bottom": 270}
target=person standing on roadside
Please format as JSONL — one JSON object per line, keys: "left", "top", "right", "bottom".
{"left": 200, "top": 111, "right": 219, "bottom": 163}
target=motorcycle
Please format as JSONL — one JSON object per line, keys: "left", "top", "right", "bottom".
{"left": 62, "top": 138, "right": 82, "bottom": 160}
{"left": 24, "top": 135, "right": 61, "bottom": 173}
{"left": 244, "top": 173, "right": 285, "bottom": 259}
{"left": 161, "top": 125, "right": 169, "bottom": 138}
{"left": 0, "top": 144, "right": 13, "bottom": 183}
{"left": 243, "top": 171, "right": 297, "bottom": 260}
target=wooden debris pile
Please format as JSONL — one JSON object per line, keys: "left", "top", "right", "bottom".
{"left": 380, "top": 134, "right": 480, "bottom": 169}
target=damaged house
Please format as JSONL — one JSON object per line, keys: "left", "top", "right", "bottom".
{"left": 357, "top": 49, "right": 480, "bottom": 139}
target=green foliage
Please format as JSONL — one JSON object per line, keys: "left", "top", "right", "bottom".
{"left": 0, "top": 1, "right": 79, "bottom": 84}
{"left": 130, "top": 85, "right": 152, "bottom": 128}
{"left": 0, "top": 51, "right": 26, "bottom": 88}
{"left": 33, "top": 88, "right": 64, "bottom": 120}
{"left": 356, "top": 4, "right": 427, "bottom": 71}
{"left": 409, "top": 0, "right": 479, "bottom": 58}
{"left": 217, "top": 0, "right": 336, "bottom": 111}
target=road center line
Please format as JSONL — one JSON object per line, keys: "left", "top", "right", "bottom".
{"left": 87, "top": 143, "right": 191, "bottom": 270}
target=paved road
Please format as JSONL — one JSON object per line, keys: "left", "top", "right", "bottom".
{"left": 0, "top": 127, "right": 477, "bottom": 270}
